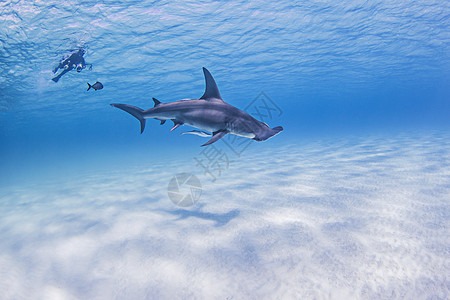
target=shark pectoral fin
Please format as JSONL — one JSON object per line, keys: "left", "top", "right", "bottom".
{"left": 170, "top": 121, "right": 183, "bottom": 131}
{"left": 201, "top": 130, "right": 228, "bottom": 146}
{"left": 180, "top": 130, "right": 211, "bottom": 137}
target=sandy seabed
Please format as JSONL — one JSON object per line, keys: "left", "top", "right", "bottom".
{"left": 1, "top": 132, "right": 449, "bottom": 299}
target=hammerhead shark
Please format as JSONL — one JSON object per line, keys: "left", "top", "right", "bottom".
{"left": 111, "top": 68, "right": 283, "bottom": 146}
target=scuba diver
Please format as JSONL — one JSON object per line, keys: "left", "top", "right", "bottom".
{"left": 52, "top": 48, "right": 92, "bottom": 82}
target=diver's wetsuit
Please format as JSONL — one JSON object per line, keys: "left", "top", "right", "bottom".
{"left": 52, "top": 49, "right": 91, "bottom": 82}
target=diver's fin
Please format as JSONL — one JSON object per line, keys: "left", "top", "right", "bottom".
{"left": 152, "top": 97, "right": 161, "bottom": 107}
{"left": 52, "top": 68, "right": 70, "bottom": 83}
{"left": 52, "top": 73, "right": 63, "bottom": 82}
{"left": 170, "top": 120, "right": 183, "bottom": 131}
{"left": 87, "top": 83, "right": 92, "bottom": 91}
{"left": 180, "top": 130, "right": 211, "bottom": 137}
{"left": 200, "top": 67, "right": 222, "bottom": 100}
{"left": 201, "top": 129, "right": 228, "bottom": 146}
{"left": 110, "top": 103, "right": 146, "bottom": 133}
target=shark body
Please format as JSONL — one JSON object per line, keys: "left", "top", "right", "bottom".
{"left": 111, "top": 68, "right": 283, "bottom": 146}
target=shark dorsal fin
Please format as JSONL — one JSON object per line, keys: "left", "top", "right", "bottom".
{"left": 152, "top": 97, "right": 161, "bottom": 107}
{"left": 200, "top": 67, "right": 222, "bottom": 100}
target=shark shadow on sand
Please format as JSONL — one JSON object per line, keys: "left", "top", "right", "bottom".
{"left": 163, "top": 205, "right": 240, "bottom": 227}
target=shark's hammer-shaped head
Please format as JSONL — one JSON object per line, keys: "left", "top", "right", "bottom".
{"left": 252, "top": 121, "right": 283, "bottom": 142}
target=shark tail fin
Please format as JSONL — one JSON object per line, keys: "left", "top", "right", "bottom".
{"left": 87, "top": 83, "right": 92, "bottom": 91}
{"left": 110, "top": 103, "right": 146, "bottom": 133}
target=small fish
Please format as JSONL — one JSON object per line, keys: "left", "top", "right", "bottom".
{"left": 87, "top": 81, "right": 103, "bottom": 91}
{"left": 180, "top": 130, "right": 211, "bottom": 137}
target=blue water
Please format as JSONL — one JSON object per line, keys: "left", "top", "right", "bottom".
{"left": 1, "top": 1, "right": 449, "bottom": 299}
